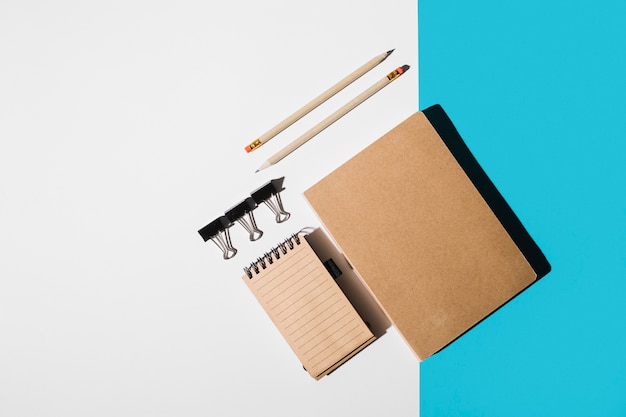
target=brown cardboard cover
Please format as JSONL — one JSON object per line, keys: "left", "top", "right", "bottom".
{"left": 242, "top": 234, "right": 374, "bottom": 379}
{"left": 304, "top": 111, "right": 537, "bottom": 360}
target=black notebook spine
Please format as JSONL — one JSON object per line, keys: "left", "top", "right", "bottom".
{"left": 422, "top": 104, "right": 551, "bottom": 279}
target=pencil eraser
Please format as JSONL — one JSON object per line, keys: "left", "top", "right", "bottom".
{"left": 246, "top": 139, "right": 262, "bottom": 153}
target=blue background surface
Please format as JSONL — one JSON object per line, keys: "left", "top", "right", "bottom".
{"left": 419, "top": 0, "right": 626, "bottom": 415}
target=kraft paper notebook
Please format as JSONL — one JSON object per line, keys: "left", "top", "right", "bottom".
{"left": 304, "top": 104, "right": 550, "bottom": 360}
{"left": 242, "top": 231, "right": 379, "bottom": 380}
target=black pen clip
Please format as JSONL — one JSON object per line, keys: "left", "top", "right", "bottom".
{"left": 225, "top": 197, "right": 263, "bottom": 241}
{"left": 251, "top": 177, "right": 291, "bottom": 223}
{"left": 198, "top": 216, "right": 237, "bottom": 260}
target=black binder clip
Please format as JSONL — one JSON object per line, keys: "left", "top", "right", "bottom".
{"left": 251, "top": 177, "right": 291, "bottom": 223}
{"left": 198, "top": 216, "right": 237, "bottom": 260}
{"left": 225, "top": 197, "right": 263, "bottom": 241}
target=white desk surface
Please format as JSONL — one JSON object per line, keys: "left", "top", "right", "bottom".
{"left": 0, "top": 1, "right": 418, "bottom": 416}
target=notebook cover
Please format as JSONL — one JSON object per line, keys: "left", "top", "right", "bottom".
{"left": 304, "top": 105, "right": 550, "bottom": 360}
{"left": 242, "top": 233, "right": 375, "bottom": 379}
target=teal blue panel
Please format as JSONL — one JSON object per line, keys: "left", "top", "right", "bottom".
{"left": 419, "top": 0, "right": 626, "bottom": 416}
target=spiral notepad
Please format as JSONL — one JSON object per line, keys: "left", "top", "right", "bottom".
{"left": 242, "top": 232, "right": 375, "bottom": 380}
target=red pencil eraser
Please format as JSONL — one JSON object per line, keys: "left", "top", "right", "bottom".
{"left": 245, "top": 145, "right": 252, "bottom": 153}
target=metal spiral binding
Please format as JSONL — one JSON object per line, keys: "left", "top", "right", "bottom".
{"left": 244, "top": 233, "right": 302, "bottom": 278}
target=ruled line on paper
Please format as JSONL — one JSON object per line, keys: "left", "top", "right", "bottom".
{"left": 275, "top": 277, "right": 335, "bottom": 318}
{"left": 306, "top": 322, "right": 362, "bottom": 360}
{"left": 282, "top": 287, "right": 341, "bottom": 318}
{"left": 274, "top": 271, "right": 329, "bottom": 311}
{"left": 298, "top": 314, "right": 355, "bottom": 352}
{"left": 285, "top": 299, "right": 344, "bottom": 336}
{"left": 309, "top": 328, "right": 367, "bottom": 370}
{"left": 265, "top": 263, "right": 319, "bottom": 305}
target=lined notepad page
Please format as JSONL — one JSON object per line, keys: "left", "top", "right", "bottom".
{"left": 243, "top": 235, "right": 374, "bottom": 379}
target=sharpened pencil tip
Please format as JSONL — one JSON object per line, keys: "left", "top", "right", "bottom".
{"left": 386, "top": 49, "right": 395, "bottom": 55}
{"left": 254, "top": 169, "right": 260, "bottom": 173}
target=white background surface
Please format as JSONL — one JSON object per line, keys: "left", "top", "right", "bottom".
{"left": 0, "top": 1, "right": 418, "bottom": 416}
